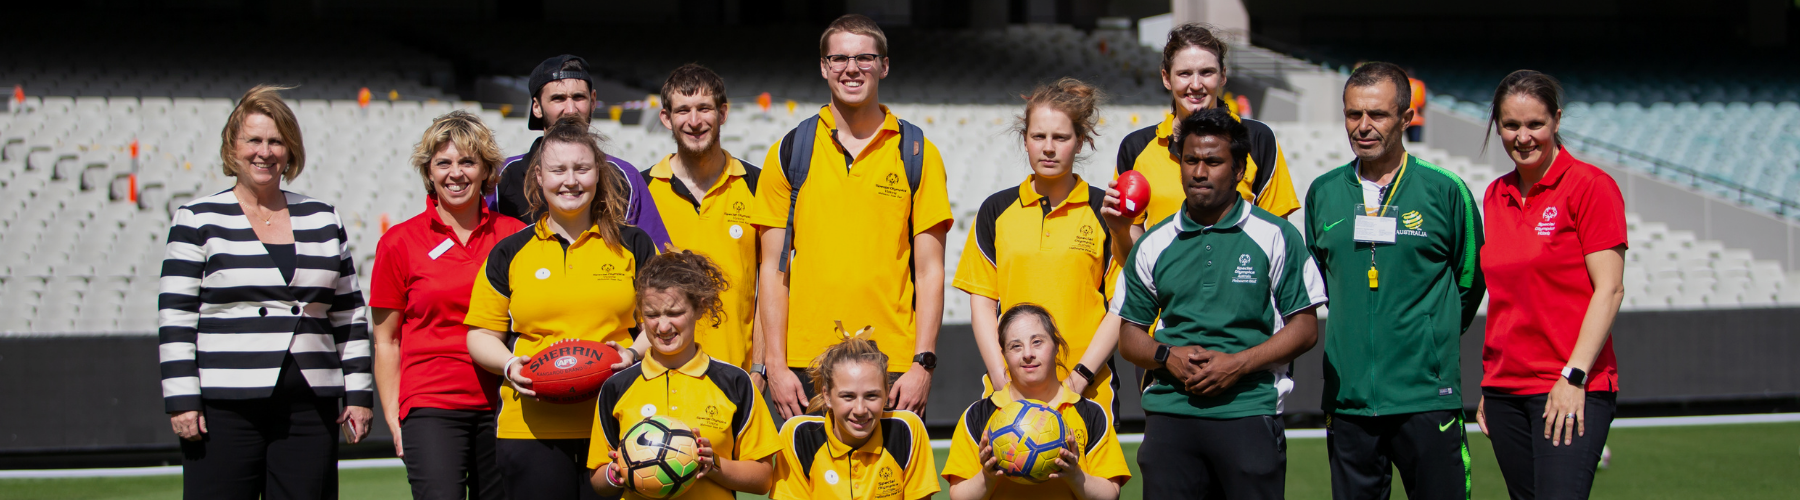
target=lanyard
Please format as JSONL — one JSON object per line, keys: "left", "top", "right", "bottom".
{"left": 1365, "top": 154, "right": 1410, "bottom": 289}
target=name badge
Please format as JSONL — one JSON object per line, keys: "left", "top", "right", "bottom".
{"left": 428, "top": 239, "right": 455, "bottom": 260}
{"left": 1353, "top": 204, "right": 1397, "bottom": 244}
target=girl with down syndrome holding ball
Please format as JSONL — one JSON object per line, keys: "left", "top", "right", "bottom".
{"left": 588, "top": 250, "right": 782, "bottom": 500}
{"left": 944, "top": 304, "right": 1130, "bottom": 500}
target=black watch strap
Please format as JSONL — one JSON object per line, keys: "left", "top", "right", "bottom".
{"left": 1072, "top": 363, "right": 1095, "bottom": 383}
{"left": 1154, "top": 344, "right": 1171, "bottom": 367}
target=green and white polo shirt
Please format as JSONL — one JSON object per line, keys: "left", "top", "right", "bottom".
{"left": 1111, "top": 198, "right": 1328, "bottom": 419}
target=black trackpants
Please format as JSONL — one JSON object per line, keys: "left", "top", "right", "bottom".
{"left": 1138, "top": 412, "right": 1287, "bottom": 499}
{"left": 496, "top": 438, "right": 606, "bottom": 500}
{"left": 1483, "top": 390, "right": 1617, "bottom": 500}
{"left": 401, "top": 408, "right": 504, "bottom": 500}
{"left": 1328, "top": 409, "right": 1471, "bottom": 500}
{"left": 180, "top": 357, "right": 340, "bottom": 500}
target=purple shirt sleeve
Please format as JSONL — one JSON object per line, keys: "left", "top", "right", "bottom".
{"left": 607, "top": 155, "right": 671, "bottom": 250}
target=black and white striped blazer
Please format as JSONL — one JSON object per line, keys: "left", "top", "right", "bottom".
{"left": 158, "top": 189, "right": 372, "bottom": 413}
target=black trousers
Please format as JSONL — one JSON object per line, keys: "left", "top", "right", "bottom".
{"left": 401, "top": 408, "right": 504, "bottom": 500}
{"left": 1327, "top": 410, "right": 1470, "bottom": 500}
{"left": 496, "top": 438, "right": 605, "bottom": 500}
{"left": 1139, "top": 412, "right": 1287, "bottom": 499}
{"left": 180, "top": 358, "right": 340, "bottom": 500}
{"left": 1483, "top": 391, "right": 1617, "bottom": 500}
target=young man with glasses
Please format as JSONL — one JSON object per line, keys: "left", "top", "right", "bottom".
{"left": 749, "top": 14, "right": 953, "bottom": 420}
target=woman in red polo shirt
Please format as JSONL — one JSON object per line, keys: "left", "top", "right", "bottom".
{"left": 371, "top": 111, "right": 527, "bottom": 500}
{"left": 1476, "top": 70, "right": 1627, "bottom": 500}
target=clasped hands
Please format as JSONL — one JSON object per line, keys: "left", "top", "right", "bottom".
{"left": 1161, "top": 345, "right": 1252, "bottom": 396}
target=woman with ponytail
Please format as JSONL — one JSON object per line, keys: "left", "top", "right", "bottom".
{"left": 769, "top": 328, "right": 940, "bottom": 500}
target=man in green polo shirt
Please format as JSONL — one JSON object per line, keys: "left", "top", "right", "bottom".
{"left": 1115, "top": 108, "right": 1327, "bottom": 499}
{"left": 1305, "top": 61, "right": 1485, "bottom": 500}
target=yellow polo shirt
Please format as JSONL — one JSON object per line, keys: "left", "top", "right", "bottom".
{"left": 465, "top": 220, "right": 656, "bottom": 439}
{"left": 952, "top": 175, "right": 1121, "bottom": 417}
{"left": 588, "top": 348, "right": 781, "bottom": 500}
{"left": 643, "top": 154, "right": 762, "bottom": 368}
{"left": 772, "top": 411, "right": 939, "bottom": 500}
{"left": 1116, "top": 108, "right": 1300, "bottom": 226}
{"left": 942, "top": 385, "right": 1130, "bottom": 498}
{"left": 751, "top": 105, "right": 954, "bottom": 372}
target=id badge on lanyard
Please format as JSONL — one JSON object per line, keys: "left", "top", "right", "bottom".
{"left": 1353, "top": 204, "right": 1399, "bottom": 244}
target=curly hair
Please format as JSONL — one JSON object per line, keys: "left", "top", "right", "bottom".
{"left": 408, "top": 110, "right": 504, "bottom": 199}
{"left": 635, "top": 250, "right": 729, "bottom": 329}
{"left": 1173, "top": 107, "right": 1252, "bottom": 173}
{"left": 804, "top": 331, "right": 889, "bottom": 415}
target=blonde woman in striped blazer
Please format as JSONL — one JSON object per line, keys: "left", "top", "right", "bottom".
{"left": 159, "top": 85, "right": 373, "bottom": 500}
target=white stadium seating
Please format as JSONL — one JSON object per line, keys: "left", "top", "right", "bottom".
{"left": 1, "top": 93, "right": 1793, "bottom": 332}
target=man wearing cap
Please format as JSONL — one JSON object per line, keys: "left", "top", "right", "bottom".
{"left": 491, "top": 54, "right": 671, "bottom": 247}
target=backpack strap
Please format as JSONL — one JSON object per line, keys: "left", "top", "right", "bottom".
{"left": 777, "top": 115, "right": 820, "bottom": 272}
{"left": 896, "top": 119, "right": 925, "bottom": 193}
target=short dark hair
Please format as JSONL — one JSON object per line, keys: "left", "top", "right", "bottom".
{"left": 1162, "top": 23, "right": 1228, "bottom": 75}
{"left": 1173, "top": 108, "right": 1250, "bottom": 171}
{"left": 1486, "top": 69, "right": 1566, "bottom": 149}
{"left": 660, "top": 63, "right": 728, "bottom": 111}
{"left": 819, "top": 14, "right": 888, "bottom": 57}
{"left": 1345, "top": 62, "right": 1412, "bottom": 115}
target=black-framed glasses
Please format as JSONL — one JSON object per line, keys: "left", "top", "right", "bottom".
{"left": 824, "top": 53, "right": 882, "bottom": 71}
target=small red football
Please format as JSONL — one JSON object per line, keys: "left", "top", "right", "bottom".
{"left": 524, "top": 339, "right": 622, "bottom": 404}
{"left": 1115, "top": 170, "right": 1152, "bottom": 218}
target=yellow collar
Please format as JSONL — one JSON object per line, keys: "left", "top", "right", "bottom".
{"left": 816, "top": 104, "right": 900, "bottom": 137}
{"left": 989, "top": 382, "right": 1079, "bottom": 408}
{"left": 641, "top": 347, "right": 712, "bottom": 380}
{"left": 532, "top": 216, "right": 603, "bottom": 242}
{"left": 823, "top": 412, "right": 889, "bottom": 459}
{"left": 1015, "top": 175, "right": 1092, "bottom": 210}
{"left": 647, "top": 153, "right": 748, "bottom": 181}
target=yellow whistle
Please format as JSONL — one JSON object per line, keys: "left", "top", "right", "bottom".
{"left": 1368, "top": 267, "right": 1380, "bottom": 289}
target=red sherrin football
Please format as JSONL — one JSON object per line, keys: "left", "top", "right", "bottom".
{"left": 1115, "top": 170, "right": 1152, "bottom": 218}
{"left": 524, "top": 339, "right": 621, "bottom": 404}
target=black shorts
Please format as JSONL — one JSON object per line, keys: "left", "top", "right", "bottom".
{"left": 496, "top": 438, "right": 607, "bottom": 500}
{"left": 1138, "top": 412, "right": 1287, "bottom": 499}
{"left": 1327, "top": 409, "right": 1470, "bottom": 500}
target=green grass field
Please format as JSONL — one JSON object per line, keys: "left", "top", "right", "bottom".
{"left": 4, "top": 422, "right": 1796, "bottom": 500}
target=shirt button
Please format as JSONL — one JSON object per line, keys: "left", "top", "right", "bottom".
{"left": 1207, "top": 260, "right": 1213, "bottom": 266}
{"left": 290, "top": 306, "right": 300, "bottom": 314}
{"left": 259, "top": 307, "right": 268, "bottom": 317}
{"left": 1205, "top": 244, "right": 1212, "bottom": 251}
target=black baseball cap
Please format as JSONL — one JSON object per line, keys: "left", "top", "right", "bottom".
{"left": 527, "top": 54, "right": 595, "bottom": 130}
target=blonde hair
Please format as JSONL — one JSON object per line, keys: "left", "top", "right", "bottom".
{"left": 524, "top": 117, "right": 627, "bottom": 248}
{"left": 409, "top": 110, "right": 505, "bottom": 199}
{"left": 804, "top": 326, "right": 890, "bottom": 414}
{"left": 220, "top": 85, "right": 305, "bottom": 181}
{"left": 1016, "top": 77, "right": 1106, "bottom": 151}
{"left": 818, "top": 14, "right": 888, "bottom": 57}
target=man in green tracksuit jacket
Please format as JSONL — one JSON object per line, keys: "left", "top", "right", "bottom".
{"left": 1306, "top": 62, "right": 1485, "bottom": 500}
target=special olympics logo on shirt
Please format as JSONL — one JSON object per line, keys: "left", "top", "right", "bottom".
{"left": 885, "top": 172, "right": 899, "bottom": 185}
{"left": 1239, "top": 254, "right": 1252, "bottom": 265}
{"left": 1543, "top": 207, "right": 1559, "bottom": 221}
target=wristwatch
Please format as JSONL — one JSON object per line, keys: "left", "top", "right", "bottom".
{"left": 750, "top": 363, "right": 767, "bottom": 377}
{"left": 1154, "top": 344, "right": 1171, "bottom": 367}
{"left": 1072, "top": 363, "right": 1096, "bottom": 384}
{"left": 913, "top": 352, "right": 937, "bottom": 371}
{"left": 1561, "top": 366, "right": 1587, "bottom": 386}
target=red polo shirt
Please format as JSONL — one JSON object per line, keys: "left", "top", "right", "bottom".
{"left": 1480, "top": 147, "right": 1626, "bottom": 395}
{"left": 369, "top": 197, "right": 529, "bottom": 419}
